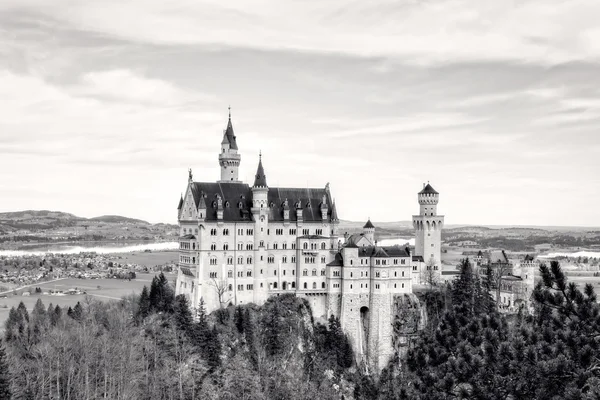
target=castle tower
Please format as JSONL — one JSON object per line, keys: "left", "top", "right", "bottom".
{"left": 363, "top": 219, "right": 375, "bottom": 243}
{"left": 251, "top": 153, "right": 269, "bottom": 304}
{"left": 413, "top": 183, "right": 445, "bottom": 278}
{"left": 218, "top": 107, "right": 241, "bottom": 182}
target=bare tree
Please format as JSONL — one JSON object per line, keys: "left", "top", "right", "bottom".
{"left": 487, "top": 263, "right": 512, "bottom": 309}
{"left": 208, "top": 277, "right": 231, "bottom": 309}
{"left": 421, "top": 257, "right": 440, "bottom": 289}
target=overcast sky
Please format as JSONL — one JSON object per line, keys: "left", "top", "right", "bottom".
{"left": 1, "top": 0, "right": 599, "bottom": 227}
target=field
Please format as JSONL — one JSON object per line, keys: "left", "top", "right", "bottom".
{"left": 0, "top": 272, "right": 177, "bottom": 328}
{"left": 111, "top": 250, "right": 178, "bottom": 267}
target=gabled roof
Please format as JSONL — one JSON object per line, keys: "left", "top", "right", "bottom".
{"left": 412, "top": 255, "right": 424, "bottom": 262}
{"left": 221, "top": 114, "right": 238, "bottom": 150}
{"left": 188, "top": 182, "right": 336, "bottom": 222}
{"left": 253, "top": 156, "right": 267, "bottom": 187}
{"left": 356, "top": 245, "right": 411, "bottom": 258}
{"left": 489, "top": 250, "right": 510, "bottom": 264}
{"left": 419, "top": 183, "right": 438, "bottom": 195}
{"left": 363, "top": 219, "right": 375, "bottom": 229}
{"left": 327, "top": 253, "right": 344, "bottom": 267}
{"left": 331, "top": 200, "right": 339, "bottom": 221}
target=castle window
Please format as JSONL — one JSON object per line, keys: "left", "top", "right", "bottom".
{"left": 210, "top": 257, "right": 217, "bottom": 266}
{"left": 192, "top": 257, "right": 196, "bottom": 264}
{"left": 291, "top": 243, "right": 296, "bottom": 250}
{"left": 321, "top": 256, "right": 326, "bottom": 263}
{"left": 402, "top": 271, "right": 405, "bottom": 277}
{"left": 350, "top": 260, "right": 353, "bottom": 265}
{"left": 401, "top": 259, "right": 406, "bottom": 265}
{"left": 303, "top": 242, "right": 308, "bottom": 250}
{"left": 192, "top": 243, "right": 196, "bottom": 250}
{"left": 320, "top": 242, "right": 326, "bottom": 250}
{"left": 394, "top": 284, "right": 397, "bottom": 288}
{"left": 225, "top": 201, "right": 230, "bottom": 208}
{"left": 291, "top": 256, "right": 296, "bottom": 263}
{"left": 238, "top": 243, "right": 243, "bottom": 250}
{"left": 402, "top": 283, "right": 405, "bottom": 288}
{"left": 350, "top": 284, "right": 353, "bottom": 289}
{"left": 292, "top": 270, "right": 295, "bottom": 275}
{"left": 322, "top": 282, "right": 326, "bottom": 289}
{"left": 238, "top": 256, "right": 243, "bottom": 264}
{"left": 283, "top": 243, "right": 287, "bottom": 249}
{"left": 247, "top": 270, "right": 252, "bottom": 277}
{"left": 312, "top": 269, "right": 317, "bottom": 276}
{"left": 273, "top": 243, "right": 278, "bottom": 249}
{"left": 210, "top": 243, "right": 216, "bottom": 251}
{"left": 304, "top": 282, "right": 307, "bottom": 289}
{"left": 228, "top": 270, "right": 233, "bottom": 278}
{"left": 313, "top": 282, "right": 317, "bottom": 289}
{"left": 316, "top": 229, "right": 323, "bottom": 235}
{"left": 229, "top": 284, "right": 232, "bottom": 291}
{"left": 210, "top": 229, "right": 217, "bottom": 236}
{"left": 303, "top": 229, "right": 310, "bottom": 235}
{"left": 223, "top": 243, "right": 229, "bottom": 251}
{"left": 289, "top": 229, "right": 296, "bottom": 235}
{"left": 282, "top": 256, "right": 287, "bottom": 263}
{"left": 376, "top": 284, "right": 380, "bottom": 289}
{"left": 268, "top": 256, "right": 275, "bottom": 264}
{"left": 311, "top": 243, "right": 316, "bottom": 250}
{"left": 376, "top": 272, "right": 380, "bottom": 278}
{"left": 321, "top": 269, "right": 325, "bottom": 276}
{"left": 209, "top": 272, "right": 217, "bottom": 279}
{"left": 303, "top": 269, "right": 308, "bottom": 276}
{"left": 247, "top": 257, "right": 253, "bottom": 264}
{"left": 239, "top": 202, "right": 243, "bottom": 209}
{"left": 260, "top": 241, "right": 264, "bottom": 247}
{"left": 350, "top": 272, "right": 353, "bottom": 278}
{"left": 223, "top": 229, "right": 229, "bottom": 235}
{"left": 273, "top": 282, "right": 278, "bottom": 289}
{"left": 333, "top": 270, "right": 340, "bottom": 277}
{"left": 238, "top": 284, "right": 243, "bottom": 291}
{"left": 267, "top": 229, "right": 270, "bottom": 235}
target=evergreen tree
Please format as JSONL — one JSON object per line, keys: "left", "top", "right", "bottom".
{"left": 173, "top": 294, "right": 193, "bottom": 334}
{"left": 137, "top": 285, "right": 151, "bottom": 322}
{"left": 50, "top": 305, "right": 62, "bottom": 326}
{"left": 149, "top": 273, "right": 175, "bottom": 314}
{"left": 0, "top": 340, "right": 10, "bottom": 400}
{"left": 234, "top": 306, "right": 244, "bottom": 334}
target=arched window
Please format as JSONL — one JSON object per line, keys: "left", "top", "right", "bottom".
{"left": 192, "top": 243, "right": 196, "bottom": 250}
{"left": 273, "top": 282, "right": 278, "bottom": 289}
{"left": 223, "top": 243, "right": 229, "bottom": 250}
{"left": 192, "top": 257, "right": 195, "bottom": 264}
{"left": 303, "top": 282, "right": 307, "bottom": 289}
{"left": 247, "top": 257, "right": 253, "bottom": 264}
{"left": 321, "top": 242, "right": 326, "bottom": 250}
{"left": 292, "top": 282, "right": 296, "bottom": 289}
{"left": 312, "top": 269, "right": 317, "bottom": 276}
{"left": 321, "top": 269, "right": 325, "bottom": 276}
{"left": 210, "top": 243, "right": 216, "bottom": 251}
{"left": 321, "top": 282, "right": 326, "bottom": 289}
{"left": 303, "top": 269, "right": 308, "bottom": 276}
{"left": 303, "top": 242, "right": 308, "bottom": 250}
{"left": 312, "top": 282, "right": 317, "bottom": 289}
{"left": 228, "top": 270, "right": 233, "bottom": 278}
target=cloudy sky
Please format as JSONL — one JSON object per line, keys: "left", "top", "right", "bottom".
{"left": 1, "top": 0, "right": 599, "bottom": 227}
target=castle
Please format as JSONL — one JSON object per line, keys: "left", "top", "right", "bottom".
{"left": 175, "top": 111, "right": 444, "bottom": 369}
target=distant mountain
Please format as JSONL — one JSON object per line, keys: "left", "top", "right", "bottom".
{"left": 0, "top": 210, "right": 85, "bottom": 230}
{"left": 89, "top": 215, "right": 149, "bottom": 224}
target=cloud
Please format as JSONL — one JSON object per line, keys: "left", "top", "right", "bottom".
{"left": 1, "top": 0, "right": 600, "bottom": 65}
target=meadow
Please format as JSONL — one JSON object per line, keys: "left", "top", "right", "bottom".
{"left": 0, "top": 271, "right": 177, "bottom": 328}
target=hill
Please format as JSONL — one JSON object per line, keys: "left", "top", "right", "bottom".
{"left": 89, "top": 215, "right": 149, "bottom": 224}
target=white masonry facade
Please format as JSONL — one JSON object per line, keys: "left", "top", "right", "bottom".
{"left": 175, "top": 111, "right": 443, "bottom": 370}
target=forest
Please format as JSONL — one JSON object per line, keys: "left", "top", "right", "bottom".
{"left": 1, "top": 259, "right": 599, "bottom": 399}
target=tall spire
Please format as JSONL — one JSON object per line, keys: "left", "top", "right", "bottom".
{"left": 221, "top": 106, "right": 238, "bottom": 150}
{"left": 253, "top": 153, "right": 267, "bottom": 187}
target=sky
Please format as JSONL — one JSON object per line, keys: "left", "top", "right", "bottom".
{"left": 1, "top": 0, "right": 599, "bottom": 227}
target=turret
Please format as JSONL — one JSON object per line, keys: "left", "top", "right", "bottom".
{"left": 251, "top": 153, "right": 269, "bottom": 220}
{"left": 218, "top": 107, "right": 241, "bottom": 182}
{"left": 363, "top": 219, "right": 375, "bottom": 243}
{"left": 320, "top": 194, "right": 328, "bottom": 223}
{"left": 418, "top": 182, "right": 439, "bottom": 216}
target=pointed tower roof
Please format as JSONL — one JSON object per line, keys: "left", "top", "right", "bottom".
{"left": 221, "top": 106, "right": 238, "bottom": 150}
{"left": 253, "top": 153, "right": 267, "bottom": 187}
{"left": 177, "top": 194, "right": 183, "bottom": 210}
{"left": 363, "top": 219, "right": 375, "bottom": 229}
{"left": 419, "top": 183, "right": 438, "bottom": 195}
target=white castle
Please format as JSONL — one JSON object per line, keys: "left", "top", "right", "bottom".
{"left": 175, "top": 111, "right": 444, "bottom": 369}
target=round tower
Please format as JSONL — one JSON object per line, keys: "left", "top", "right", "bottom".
{"left": 413, "top": 183, "right": 445, "bottom": 280}
{"left": 218, "top": 107, "right": 241, "bottom": 182}
{"left": 363, "top": 219, "right": 375, "bottom": 243}
{"left": 251, "top": 153, "right": 269, "bottom": 304}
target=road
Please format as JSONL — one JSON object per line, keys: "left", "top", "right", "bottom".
{"left": 0, "top": 278, "right": 67, "bottom": 296}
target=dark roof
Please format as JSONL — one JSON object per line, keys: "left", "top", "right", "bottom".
{"left": 177, "top": 195, "right": 183, "bottom": 210}
{"left": 331, "top": 201, "right": 339, "bottom": 221}
{"left": 327, "top": 253, "right": 344, "bottom": 267}
{"left": 412, "top": 256, "right": 424, "bottom": 262}
{"left": 221, "top": 115, "right": 238, "bottom": 150}
{"left": 180, "top": 234, "right": 196, "bottom": 240}
{"left": 363, "top": 219, "right": 375, "bottom": 229}
{"left": 524, "top": 254, "right": 535, "bottom": 261}
{"left": 299, "top": 235, "right": 330, "bottom": 240}
{"left": 419, "top": 183, "right": 438, "bottom": 195}
{"left": 357, "top": 245, "right": 411, "bottom": 258}
{"left": 189, "top": 182, "right": 336, "bottom": 222}
{"left": 253, "top": 156, "right": 267, "bottom": 187}
{"left": 180, "top": 267, "right": 195, "bottom": 277}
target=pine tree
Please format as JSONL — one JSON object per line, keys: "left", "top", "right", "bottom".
{"left": 0, "top": 340, "right": 10, "bottom": 400}
{"left": 50, "top": 305, "right": 62, "bottom": 326}
{"left": 137, "top": 285, "right": 151, "bottom": 322}
{"left": 234, "top": 306, "right": 244, "bottom": 334}
{"left": 173, "top": 294, "right": 193, "bottom": 334}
